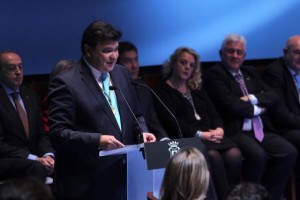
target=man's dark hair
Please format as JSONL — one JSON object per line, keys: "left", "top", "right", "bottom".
{"left": 118, "top": 41, "right": 138, "bottom": 55}
{"left": 80, "top": 20, "right": 122, "bottom": 54}
{"left": 117, "top": 41, "right": 138, "bottom": 64}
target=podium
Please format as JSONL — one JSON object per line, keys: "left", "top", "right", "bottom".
{"left": 99, "top": 137, "right": 205, "bottom": 200}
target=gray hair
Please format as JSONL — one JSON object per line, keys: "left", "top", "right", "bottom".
{"left": 221, "top": 34, "right": 247, "bottom": 51}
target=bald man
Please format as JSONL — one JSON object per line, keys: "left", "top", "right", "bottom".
{"left": 262, "top": 35, "right": 300, "bottom": 198}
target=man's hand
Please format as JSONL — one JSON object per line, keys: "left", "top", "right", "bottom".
{"left": 36, "top": 156, "right": 55, "bottom": 175}
{"left": 142, "top": 132, "right": 156, "bottom": 143}
{"left": 240, "top": 95, "right": 249, "bottom": 102}
{"left": 99, "top": 135, "right": 125, "bottom": 150}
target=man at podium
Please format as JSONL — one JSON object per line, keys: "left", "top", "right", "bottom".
{"left": 48, "top": 20, "right": 156, "bottom": 200}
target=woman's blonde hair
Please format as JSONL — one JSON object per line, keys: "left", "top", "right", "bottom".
{"left": 163, "top": 47, "right": 202, "bottom": 90}
{"left": 160, "top": 147, "right": 210, "bottom": 200}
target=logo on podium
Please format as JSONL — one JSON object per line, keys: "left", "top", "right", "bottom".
{"left": 168, "top": 141, "right": 180, "bottom": 157}
{"left": 144, "top": 138, "right": 205, "bottom": 170}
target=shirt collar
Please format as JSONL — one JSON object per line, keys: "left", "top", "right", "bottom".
{"left": 83, "top": 56, "right": 103, "bottom": 82}
{"left": 0, "top": 82, "right": 19, "bottom": 95}
{"left": 228, "top": 69, "right": 242, "bottom": 77}
{"left": 287, "top": 67, "right": 299, "bottom": 76}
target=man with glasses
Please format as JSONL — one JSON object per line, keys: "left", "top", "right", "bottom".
{"left": 203, "top": 34, "right": 297, "bottom": 200}
{"left": 0, "top": 51, "right": 55, "bottom": 182}
{"left": 262, "top": 35, "right": 300, "bottom": 198}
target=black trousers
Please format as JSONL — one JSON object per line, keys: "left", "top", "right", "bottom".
{"left": 279, "top": 129, "right": 300, "bottom": 200}
{"left": 0, "top": 158, "right": 47, "bottom": 182}
{"left": 237, "top": 131, "right": 297, "bottom": 200}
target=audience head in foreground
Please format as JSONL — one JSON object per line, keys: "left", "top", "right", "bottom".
{"left": 160, "top": 147, "right": 209, "bottom": 200}
{"left": 0, "top": 177, "right": 54, "bottom": 200}
{"left": 227, "top": 182, "right": 272, "bottom": 200}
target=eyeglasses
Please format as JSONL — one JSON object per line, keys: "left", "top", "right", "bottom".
{"left": 224, "top": 48, "right": 245, "bottom": 55}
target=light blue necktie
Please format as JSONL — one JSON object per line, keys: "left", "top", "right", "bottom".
{"left": 101, "top": 73, "right": 122, "bottom": 130}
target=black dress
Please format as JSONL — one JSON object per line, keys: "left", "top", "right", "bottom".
{"left": 154, "top": 82, "right": 236, "bottom": 150}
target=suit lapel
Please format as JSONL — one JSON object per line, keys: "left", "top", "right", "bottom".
{"left": 0, "top": 87, "right": 16, "bottom": 113}
{"left": 79, "top": 62, "right": 121, "bottom": 132}
{"left": 0, "top": 86, "right": 28, "bottom": 139}
{"left": 240, "top": 67, "right": 258, "bottom": 94}
{"left": 285, "top": 68, "right": 300, "bottom": 102}
{"left": 221, "top": 65, "right": 245, "bottom": 96}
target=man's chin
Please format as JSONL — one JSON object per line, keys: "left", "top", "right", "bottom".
{"left": 14, "top": 82, "right": 22, "bottom": 88}
{"left": 107, "top": 63, "right": 115, "bottom": 70}
{"left": 229, "top": 63, "right": 241, "bottom": 70}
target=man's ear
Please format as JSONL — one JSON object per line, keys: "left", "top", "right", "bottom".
{"left": 283, "top": 48, "right": 288, "bottom": 56}
{"left": 219, "top": 49, "right": 222, "bottom": 57}
{"left": 84, "top": 44, "right": 91, "bottom": 57}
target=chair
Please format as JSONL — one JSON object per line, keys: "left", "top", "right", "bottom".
{"left": 285, "top": 172, "right": 296, "bottom": 200}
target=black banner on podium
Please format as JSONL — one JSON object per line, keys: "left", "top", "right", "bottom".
{"left": 144, "top": 137, "right": 205, "bottom": 170}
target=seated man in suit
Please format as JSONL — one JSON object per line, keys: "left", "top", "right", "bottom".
{"left": 117, "top": 41, "right": 169, "bottom": 141}
{"left": 0, "top": 51, "right": 55, "bottom": 182}
{"left": 48, "top": 20, "right": 156, "bottom": 200}
{"left": 203, "top": 33, "right": 297, "bottom": 200}
{"left": 262, "top": 35, "right": 300, "bottom": 198}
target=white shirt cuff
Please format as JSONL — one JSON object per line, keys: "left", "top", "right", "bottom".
{"left": 248, "top": 94, "right": 258, "bottom": 105}
{"left": 28, "top": 154, "right": 37, "bottom": 160}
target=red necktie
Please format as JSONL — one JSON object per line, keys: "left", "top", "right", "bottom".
{"left": 12, "top": 92, "right": 29, "bottom": 137}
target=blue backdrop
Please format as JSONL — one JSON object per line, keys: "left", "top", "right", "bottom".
{"left": 1, "top": 0, "right": 299, "bottom": 75}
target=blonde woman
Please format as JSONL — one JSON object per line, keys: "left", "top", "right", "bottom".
{"left": 160, "top": 147, "right": 209, "bottom": 200}
{"left": 154, "top": 47, "right": 242, "bottom": 199}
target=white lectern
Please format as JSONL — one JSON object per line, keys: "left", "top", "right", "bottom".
{"left": 99, "top": 143, "right": 162, "bottom": 200}
{"left": 99, "top": 138, "right": 205, "bottom": 200}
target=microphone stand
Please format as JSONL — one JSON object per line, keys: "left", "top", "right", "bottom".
{"left": 132, "top": 81, "right": 183, "bottom": 138}
{"left": 109, "top": 86, "right": 144, "bottom": 144}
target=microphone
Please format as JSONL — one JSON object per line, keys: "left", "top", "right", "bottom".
{"left": 109, "top": 86, "right": 144, "bottom": 143}
{"left": 132, "top": 81, "right": 183, "bottom": 138}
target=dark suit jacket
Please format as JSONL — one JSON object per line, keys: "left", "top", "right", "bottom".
{"left": 134, "top": 79, "right": 168, "bottom": 140}
{"left": 0, "top": 85, "right": 54, "bottom": 160}
{"left": 203, "top": 63, "right": 278, "bottom": 140}
{"left": 262, "top": 57, "right": 300, "bottom": 129}
{"left": 48, "top": 58, "right": 148, "bottom": 199}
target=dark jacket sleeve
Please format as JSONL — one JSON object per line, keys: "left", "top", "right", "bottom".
{"left": 262, "top": 59, "right": 300, "bottom": 129}
{"left": 204, "top": 64, "right": 279, "bottom": 119}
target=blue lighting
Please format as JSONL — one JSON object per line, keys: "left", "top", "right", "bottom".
{"left": 1, "top": 0, "right": 299, "bottom": 74}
